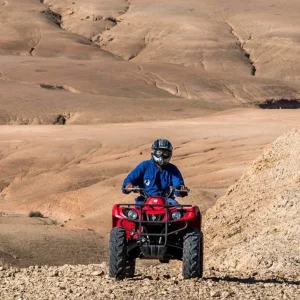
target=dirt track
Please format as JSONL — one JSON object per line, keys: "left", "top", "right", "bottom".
{"left": 0, "top": 214, "right": 107, "bottom": 268}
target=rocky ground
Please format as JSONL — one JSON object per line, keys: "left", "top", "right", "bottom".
{"left": 0, "top": 263, "right": 299, "bottom": 300}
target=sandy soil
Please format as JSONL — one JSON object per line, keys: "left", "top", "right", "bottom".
{"left": 0, "top": 109, "right": 299, "bottom": 233}
{"left": 0, "top": 213, "right": 107, "bottom": 268}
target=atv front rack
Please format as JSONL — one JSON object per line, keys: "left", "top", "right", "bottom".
{"left": 119, "top": 204, "right": 192, "bottom": 248}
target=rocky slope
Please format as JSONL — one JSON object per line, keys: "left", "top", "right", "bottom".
{"left": 204, "top": 128, "right": 300, "bottom": 281}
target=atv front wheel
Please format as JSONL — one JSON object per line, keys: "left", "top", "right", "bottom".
{"left": 125, "top": 258, "right": 136, "bottom": 278}
{"left": 182, "top": 229, "right": 203, "bottom": 279}
{"left": 109, "top": 227, "right": 127, "bottom": 279}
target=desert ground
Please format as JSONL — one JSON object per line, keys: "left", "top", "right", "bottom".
{"left": 0, "top": 0, "right": 299, "bottom": 299}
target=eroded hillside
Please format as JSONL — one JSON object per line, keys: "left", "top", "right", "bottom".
{"left": 1, "top": 0, "right": 300, "bottom": 124}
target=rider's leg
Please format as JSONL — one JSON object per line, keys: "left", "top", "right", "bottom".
{"left": 167, "top": 198, "right": 180, "bottom": 206}
{"left": 135, "top": 196, "right": 144, "bottom": 206}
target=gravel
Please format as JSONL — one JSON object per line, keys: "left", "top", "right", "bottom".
{"left": 0, "top": 263, "right": 299, "bottom": 300}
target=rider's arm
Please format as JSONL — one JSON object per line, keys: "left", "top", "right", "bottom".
{"left": 171, "top": 166, "right": 188, "bottom": 197}
{"left": 122, "top": 161, "right": 146, "bottom": 194}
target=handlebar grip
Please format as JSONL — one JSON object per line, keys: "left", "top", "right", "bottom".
{"left": 125, "top": 187, "right": 143, "bottom": 193}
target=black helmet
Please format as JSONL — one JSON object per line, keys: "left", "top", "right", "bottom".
{"left": 151, "top": 139, "right": 173, "bottom": 166}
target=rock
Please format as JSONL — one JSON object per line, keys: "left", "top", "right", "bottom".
{"left": 91, "top": 270, "right": 104, "bottom": 276}
{"left": 177, "top": 274, "right": 183, "bottom": 280}
{"left": 221, "top": 291, "right": 234, "bottom": 299}
{"left": 50, "top": 270, "right": 59, "bottom": 277}
{"left": 210, "top": 289, "right": 221, "bottom": 297}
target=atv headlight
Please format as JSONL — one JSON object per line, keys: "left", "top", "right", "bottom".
{"left": 127, "top": 210, "right": 138, "bottom": 220}
{"left": 171, "top": 211, "right": 181, "bottom": 220}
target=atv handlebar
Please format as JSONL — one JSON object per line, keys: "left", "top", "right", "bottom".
{"left": 125, "top": 186, "right": 190, "bottom": 198}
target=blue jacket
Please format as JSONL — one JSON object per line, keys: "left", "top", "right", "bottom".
{"left": 122, "top": 159, "right": 185, "bottom": 197}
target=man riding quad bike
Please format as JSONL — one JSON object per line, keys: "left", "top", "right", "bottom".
{"left": 108, "top": 139, "right": 203, "bottom": 279}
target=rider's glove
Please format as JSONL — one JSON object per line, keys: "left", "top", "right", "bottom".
{"left": 175, "top": 186, "right": 189, "bottom": 197}
{"left": 122, "top": 183, "right": 134, "bottom": 194}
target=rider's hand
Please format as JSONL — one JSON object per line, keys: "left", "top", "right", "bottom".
{"left": 125, "top": 183, "right": 134, "bottom": 193}
{"left": 178, "top": 185, "right": 189, "bottom": 197}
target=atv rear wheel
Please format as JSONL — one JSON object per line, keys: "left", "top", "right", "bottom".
{"left": 182, "top": 229, "right": 203, "bottom": 279}
{"left": 109, "top": 227, "right": 127, "bottom": 280}
{"left": 125, "top": 258, "right": 136, "bottom": 278}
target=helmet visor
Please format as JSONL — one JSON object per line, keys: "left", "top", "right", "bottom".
{"left": 154, "top": 149, "right": 172, "bottom": 158}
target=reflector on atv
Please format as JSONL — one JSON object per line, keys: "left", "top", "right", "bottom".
{"left": 109, "top": 187, "right": 203, "bottom": 280}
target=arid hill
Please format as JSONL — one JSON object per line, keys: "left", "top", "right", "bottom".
{"left": 204, "top": 128, "right": 300, "bottom": 281}
{"left": 1, "top": 0, "right": 300, "bottom": 124}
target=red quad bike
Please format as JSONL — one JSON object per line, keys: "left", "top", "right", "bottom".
{"left": 109, "top": 186, "right": 203, "bottom": 279}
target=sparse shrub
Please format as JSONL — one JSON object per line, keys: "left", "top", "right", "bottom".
{"left": 29, "top": 211, "right": 44, "bottom": 218}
